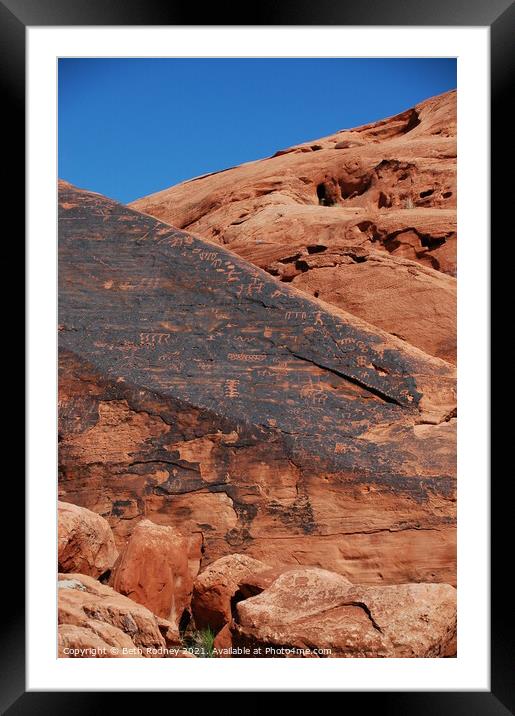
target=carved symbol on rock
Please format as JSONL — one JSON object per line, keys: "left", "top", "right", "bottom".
{"left": 228, "top": 353, "right": 267, "bottom": 362}
{"left": 285, "top": 311, "right": 307, "bottom": 321}
{"left": 247, "top": 277, "right": 264, "bottom": 296}
{"left": 224, "top": 379, "right": 240, "bottom": 398}
{"left": 139, "top": 332, "right": 171, "bottom": 347}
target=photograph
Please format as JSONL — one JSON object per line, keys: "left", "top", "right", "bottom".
{"left": 57, "top": 57, "right": 458, "bottom": 660}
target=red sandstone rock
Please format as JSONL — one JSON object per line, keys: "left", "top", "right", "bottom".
{"left": 110, "top": 519, "right": 199, "bottom": 633}
{"left": 58, "top": 500, "right": 118, "bottom": 578}
{"left": 232, "top": 568, "right": 456, "bottom": 658}
{"left": 58, "top": 573, "right": 166, "bottom": 656}
{"left": 290, "top": 249, "right": 456, "bottom": 363}
{"left": 192, "top": 554, "right": 270, "bottom": 632}
{"left": 58, "top": 177, "right": 456, "bottom": 587}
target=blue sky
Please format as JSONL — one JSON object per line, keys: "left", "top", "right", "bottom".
{"left": 58, "top": 58, "right": 456, "bottom": 204}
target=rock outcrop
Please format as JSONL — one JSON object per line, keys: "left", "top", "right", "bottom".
{"left": 58, "top": 500, "right": 118, "bottom": 578}
{"left": 58, "top": 177, "right": 456, "bottom": 587}
{"left": 130, "top": 90, "right": 457, "bottom": 362}
{"left": 109, "top": 519, "right": 200, "bottom": 632}
{"left": 232, "top": 568, "right": 457, "bottom": 658}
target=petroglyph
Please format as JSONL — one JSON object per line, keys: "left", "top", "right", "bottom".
{"left": 158, "top": 233, "right": 194, "bottom": 248}
{"left": 227, "top": 353, "right": 268, "bottom": 362}
{"left": 224, "top": 379, "right": 240, "bottom": 398}
{"left": 247, "top": 277, "right": 265, "bottom": 296}
{"left": 139, "top": 332, "right": 172, "bottom": 347}
{"left": 225, "top": 261, "right": 240, "bottom": 283}
{"left": 285, "top": 311, "right": 307, "bottom": 321}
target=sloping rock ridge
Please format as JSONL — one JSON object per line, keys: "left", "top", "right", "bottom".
{"left": 130, "top": 90, "right": 456, "bottom": 363}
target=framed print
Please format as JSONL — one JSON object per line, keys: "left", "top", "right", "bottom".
{"left": 10, "top": 0, "right": 506, "bottom": 710}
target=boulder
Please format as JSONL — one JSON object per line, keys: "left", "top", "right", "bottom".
{"left": 192, "top": 554, "right": 270, "bottom": 632}
{"left": 58, "top": 501, "right": 118, "bottom": 578}
{"left": 110, "top": 519, "right": 199, "bottom": 632}
{"left": 233, "top": 568, "right": 456, "bottom": 658}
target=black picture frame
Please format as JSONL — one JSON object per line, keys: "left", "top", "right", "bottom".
{"left": 10, "top": 0, "right": 506, "bottom": 711}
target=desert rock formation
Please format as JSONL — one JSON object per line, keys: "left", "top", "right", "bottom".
{"left": 58, "top": 174, "right": 456, "bottom": 586}
{"left": 58, "top": 90, "right": 457, "bottom": 657}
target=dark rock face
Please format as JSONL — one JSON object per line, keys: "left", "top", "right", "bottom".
{"left": 58, "top": 181, "right": 456, "bottom": 586}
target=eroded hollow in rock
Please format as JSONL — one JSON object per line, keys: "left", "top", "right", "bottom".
{"left": 307, "top": 245, "right": 327, "bottom": 254}
{"left": 316, "top": 183, "right": 336, "bottom": 206}
{"left": 339, "top": 175, "right": 371, "bottom": 200}
{"left": 404, "top": 108, "right": 421, "bottom": 133}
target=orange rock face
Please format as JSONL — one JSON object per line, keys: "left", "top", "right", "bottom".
{"left": 109, "top": 519, "right": 200, "bottom": 631}
{"left": 58, "top": 501, "right": 118, "bottom": 578}
{"left": 232, "top": 568, "right": 457, "bottom": 658}
{"left": 131, "top": 90, "right": 456, "bottom": 363}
